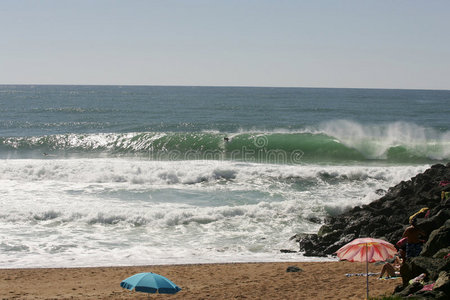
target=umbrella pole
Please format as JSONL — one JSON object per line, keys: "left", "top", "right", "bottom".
{"left": 366, "top": 243, "right": 369, "bottom": 300}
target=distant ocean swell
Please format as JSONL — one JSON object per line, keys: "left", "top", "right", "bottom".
{"left": 1, "top": 125, "right": 449, "bottom": 163}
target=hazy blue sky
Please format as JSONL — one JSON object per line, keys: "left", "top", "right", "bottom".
{"left": 1, "top": 0, "right": 449, "bottom": 89}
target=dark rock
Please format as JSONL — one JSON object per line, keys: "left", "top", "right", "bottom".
{"left": 400, "top": 256, "right": 446, "bottom": 287}
{"left": 280, "top": 249, "right": 298, "bottom": 253}
{"left": 421, "top": 219, "right": 450, "bottom": 257}
{"left": 415, "top": 290, "right": 447, "bottom": 300}
{"left": 286, "top": 266, "right": 302, "bottom": 272}
{"left": 433, "top": 247, "right": 450, "bottom": 259}
{"left": 306, "top": 216, "right": 322, "bottom": 224}
{"left": 386, "top": 180, "right": 413, "bottom": 198}
{"left": 434, "top": 271, "right": 450, "bottom": 296}
{"left": 393, "top": 284, "right": 404, "bottom": 294}
{"left": 437, "top": 259, "right": 450, "bottom": 274}
{"left": 385, "top": 227, "right": 405, "bottom": 244}
{"left": 418, "top": 210, "right": 450, "bottom": 237}
{"left": 324, "top": 234, "right": 355, "bottom": 254}
{"left": 395, "top": 281, "right": 423, "bottom": 297}
{"left": 359, "top": 215, "right": 388, "bottom": 237}
{"left": 289, "top": 233, "right": 305, "bottom": 242}
{"left": 317, "top": 224, "right": 333, "bottom": 237}
{"left": 321, "top": 230, "right": 342, "bottom": 244}
{"left": 350, "top": 205, "right": 362, "bottom": 212}
{"left": 433, "top": 291, "right": 449, "bottom": 300}
{"left": 299, "top": 234, "right": 328, "bottom": 257}
{"left": 375, "top": 188, "right": 386, "bottom": 195}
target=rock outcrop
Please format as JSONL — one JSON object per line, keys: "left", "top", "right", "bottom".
{"left": 293, "top": 163, "right": 450, "bottom": 299}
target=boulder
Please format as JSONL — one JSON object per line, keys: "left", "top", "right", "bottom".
{"left": 324, "top": 234, "right": 355, "bottom": 254}
{"left": 280, "top": 249, "right": 298, "bottom": 253}
{"left": 433, "top": 247, "right": 450, "bottom": 259}
{"left": 410, "top": 257, "right": 446, "bottom": 281}
{"left": 286, "top": 266, "right": 302, "bottom": 272}
{"left": 434, "top": 271, "right": 450, "bottom": 295}
{"left": 418, "top": 209, "right": 450, "bottom": 237}
{"left": 421, "top": 219, "right": 450, "bottom": 257}
{"left": 395, "top": 281, "right": 423, "bottom": 297}
{"left": 414, "top": 290, "right": 448, "bottom": 300}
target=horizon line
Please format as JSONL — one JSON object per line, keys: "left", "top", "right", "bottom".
{"left": 0, "top": 83, "right": 449, "bottom": 92}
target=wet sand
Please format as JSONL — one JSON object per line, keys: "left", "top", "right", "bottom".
{"left": 0, "top": 261, "right": 400, "bottom": 299}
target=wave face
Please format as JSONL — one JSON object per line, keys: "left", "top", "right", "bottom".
{"left": 1, "top": 121, "right": 449, "bottom": 163}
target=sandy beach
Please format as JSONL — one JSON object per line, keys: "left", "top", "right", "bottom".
{"left": 0, "top": 261, "right": 400, "bottom": 299}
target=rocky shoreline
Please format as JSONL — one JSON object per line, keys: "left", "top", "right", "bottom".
{"left": 292, "top": 163, "right": 450, "bottom": 299}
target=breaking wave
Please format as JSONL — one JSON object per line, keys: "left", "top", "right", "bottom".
{"left": 1, "top": 120, "right": 449, "bottom": 163}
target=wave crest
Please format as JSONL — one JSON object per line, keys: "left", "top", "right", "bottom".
{"left": 1, "top": 120, "right": 449, "bottom": 163}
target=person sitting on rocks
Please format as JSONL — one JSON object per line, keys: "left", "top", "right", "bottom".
{"left": 402, "top": 218, "right": 426, "bottom": 258}
{"left": 379, "top": 255, "right": 402, "bottom": 278}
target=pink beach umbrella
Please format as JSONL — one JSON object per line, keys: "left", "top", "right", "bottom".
{"left": 336, "top": 237, "right": 397, "bottom": 299}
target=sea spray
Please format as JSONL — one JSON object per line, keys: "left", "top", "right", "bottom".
{"left": 318, "top": 120, "right": 450, "bottom": 161}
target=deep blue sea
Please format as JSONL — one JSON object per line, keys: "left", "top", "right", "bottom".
{"left": 1, "top": 85, "right": 449, "bottom": 268}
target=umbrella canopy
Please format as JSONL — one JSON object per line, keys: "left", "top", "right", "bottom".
{"left": 336, "top": 237, "right": 397, "bottom": 263}
{"left": 336, "top": 238, "right": 397, "bottom": 299}
{"left": 120, "top": 272, "right": 181, "bottom": 294}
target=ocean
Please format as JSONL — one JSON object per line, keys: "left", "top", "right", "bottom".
{"left": 1, "top": 85, "right": 449, "bottom": 268}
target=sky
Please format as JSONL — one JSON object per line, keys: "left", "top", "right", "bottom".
{"left": 1, "top": 0, "right": 449, "bottom": 90}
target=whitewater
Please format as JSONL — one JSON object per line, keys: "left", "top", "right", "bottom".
{"left": 0, "top": 85, "right": 449, "bottom": 268}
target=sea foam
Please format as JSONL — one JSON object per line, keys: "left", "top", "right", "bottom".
{"left": 0, "top": 158, "right": 428, "bottom": 268}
